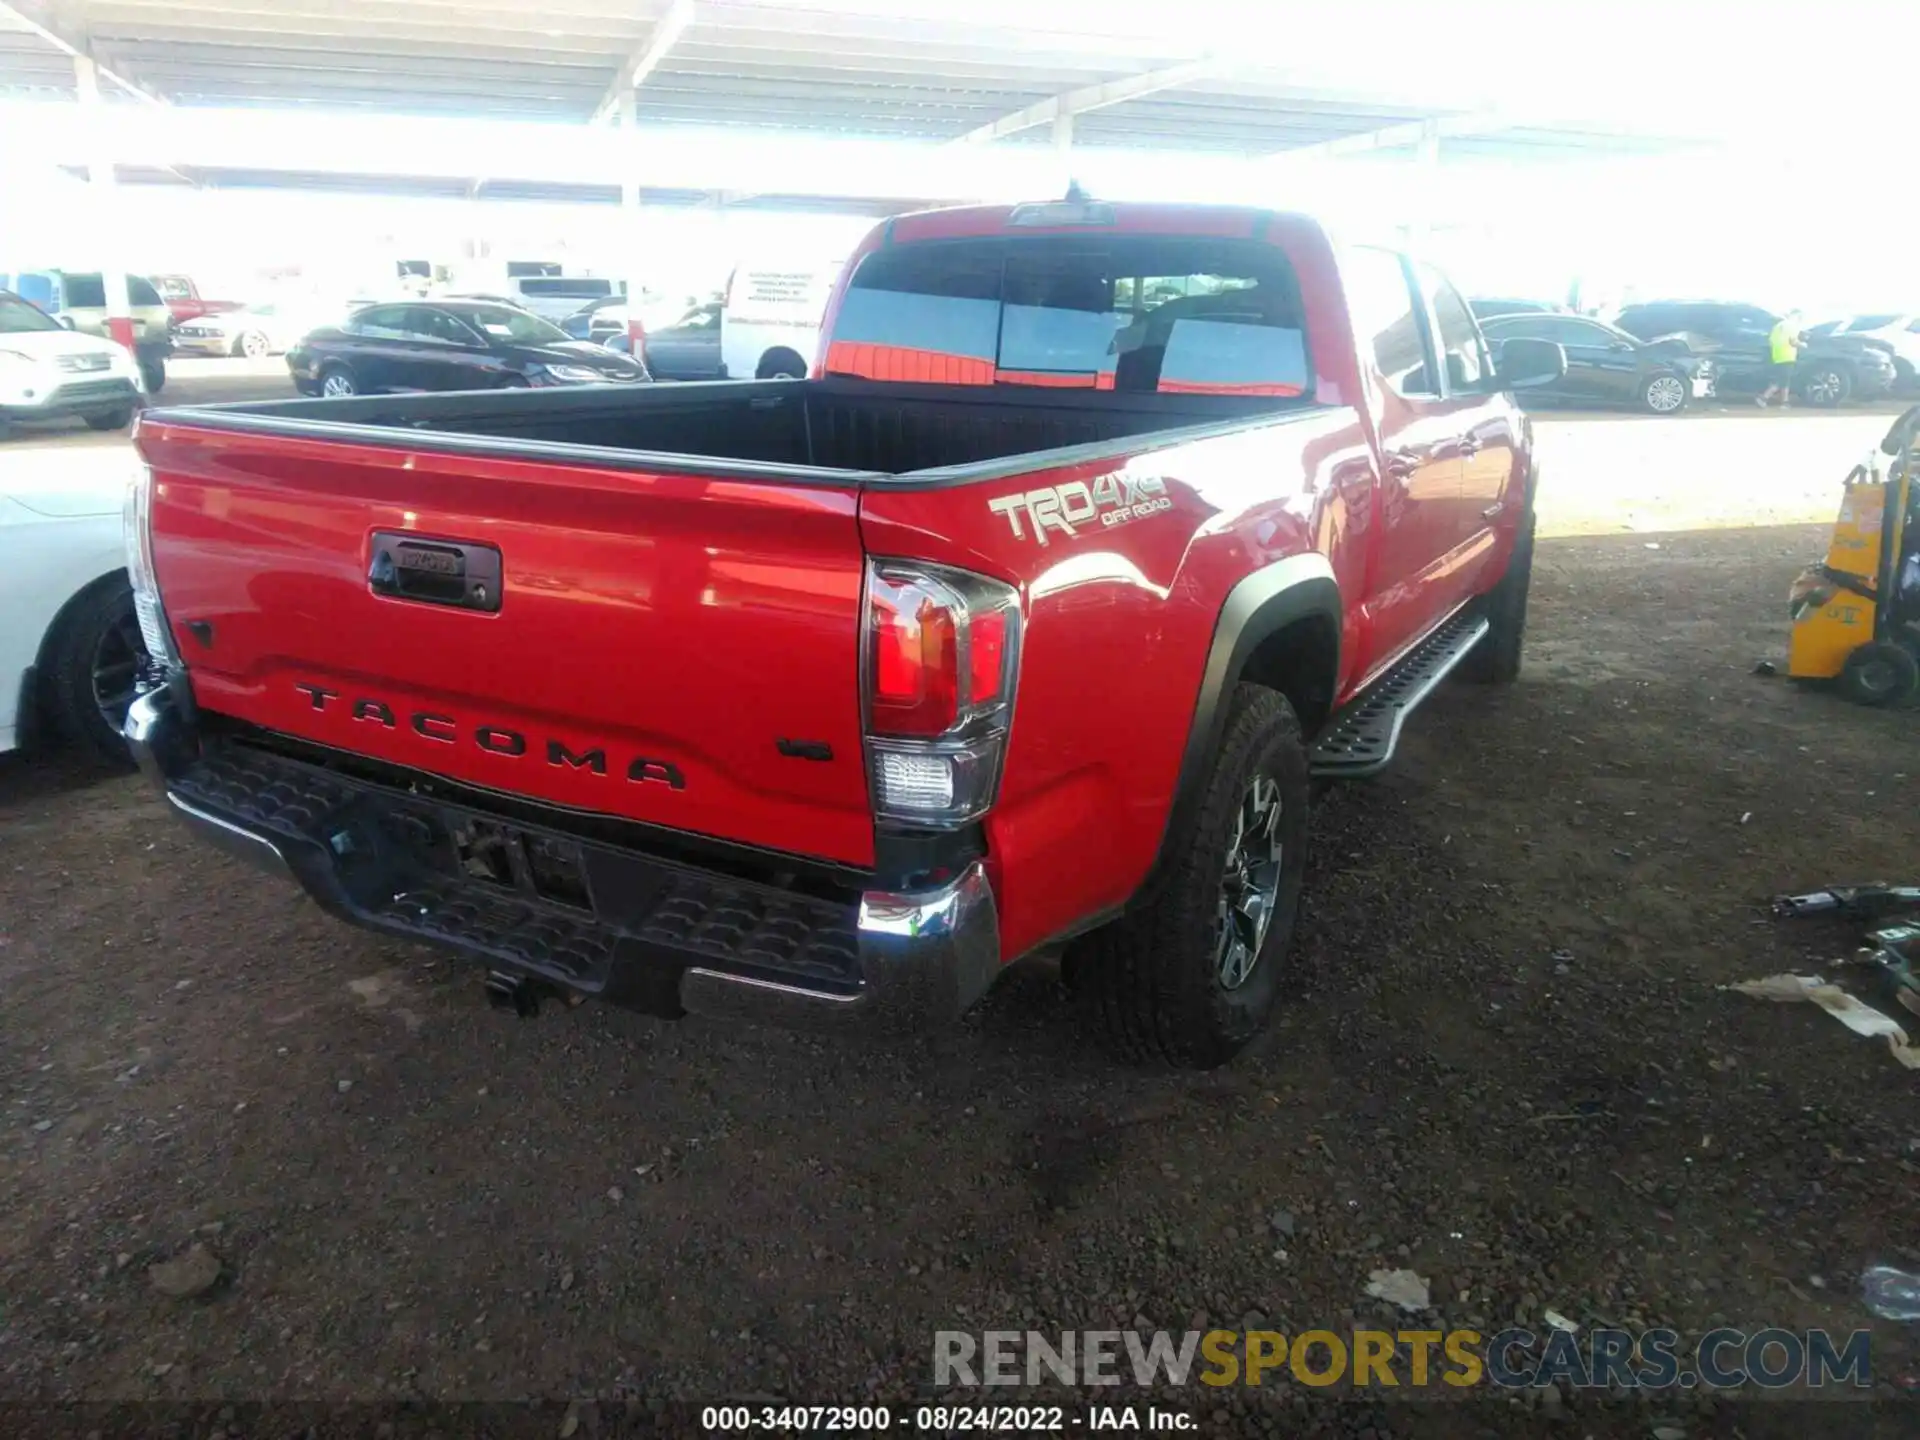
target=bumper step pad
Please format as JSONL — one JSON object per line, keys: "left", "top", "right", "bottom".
{"left": 170, "top": 745, "right": 862, "bottom": 999}
{"left": 1310, "top": 609, "right": 1490, "bottom": 778}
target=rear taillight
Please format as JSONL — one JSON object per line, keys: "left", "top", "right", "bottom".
{"left": 123, "top": 463, "right": 180, "bottom": 667}
{"left": 863, "top": 560, "right": 1021, "bottom": 827}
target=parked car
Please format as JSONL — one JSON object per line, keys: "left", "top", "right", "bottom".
{"left": 0, "top": 288, "right": 143, "bottom": 437}
{"left": 489, "top": 275, "right": 620, "bottom": 323}
{"left": 286, "top": 300, "right": 650, "bottom": 396}
{"left": 0, "top": 269, "right": 173, "bottom": 393}
{"left": 561, "top": 293, "right": 630, "bottom": 341}
{"left": 128, "top": 198, "right": 1561, "bottom": 1068}
{"left": 1481, "top": 312, "right": 1713, "bottom": 414}
{"left": 172, "top": 302, "right": 335, "bottom": 359}
{"left": 1469, "top": 297, "right": 1564, "bottom": 320}
{"left": 641, "top": 299, "right": 724, "bottom": 379}
{"left": 1, "top": 454, "right": 151, "bottom": 763}
{"left": 601, "top": 266, "right": 844, "bottom": 380}
{"left": 151, "top": 274, "right": 241, "bottom": 326}
{"left": 1612, "top": 300, "right": 1897, "bottom": 407}
{"left": 1806, "top": 314, "right": 1920, "bottom": 389}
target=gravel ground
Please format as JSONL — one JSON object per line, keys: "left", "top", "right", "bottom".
{"left": 3, "top": 524, "right": 1919, "bottom": 1439}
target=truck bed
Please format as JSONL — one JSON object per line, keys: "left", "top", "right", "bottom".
{"left": 145, "top": 377, "right": 1312, "bottom": 483}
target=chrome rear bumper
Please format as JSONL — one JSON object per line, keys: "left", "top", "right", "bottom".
{"left": 127, "top": 686, "right": 1001, "bottom": 1032}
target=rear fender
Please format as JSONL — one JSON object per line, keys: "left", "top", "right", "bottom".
{"left": 1135, "top": 552, "right": 1340, "bottom": 902}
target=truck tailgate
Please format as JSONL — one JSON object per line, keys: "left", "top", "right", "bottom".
{"left": 137, "top": 422, "right": 876, "bottom": 867}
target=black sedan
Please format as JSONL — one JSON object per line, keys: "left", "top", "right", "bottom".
{"left": 288, "top": 300, "right": 649, "bottom": 397}
{"left": 1481, "top": 313, "right": 1711, "bottom": 415}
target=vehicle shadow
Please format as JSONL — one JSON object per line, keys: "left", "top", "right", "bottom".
{"left": 0, "top": 747, "right": 131, "bottom": 810}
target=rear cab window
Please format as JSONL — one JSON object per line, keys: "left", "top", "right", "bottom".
{"left": 823, "top": 235, "right": 1312, "bottom": 398}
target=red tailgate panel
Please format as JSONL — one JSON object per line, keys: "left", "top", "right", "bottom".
{"left": 140, "top": 423, "right": 876, "bottom": 867}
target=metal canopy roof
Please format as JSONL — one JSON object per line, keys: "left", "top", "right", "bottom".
{"left": 0, "top": 0, "right": 1681, "bottom": 162}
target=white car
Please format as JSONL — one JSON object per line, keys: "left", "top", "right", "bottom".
{"left": 1, "top": 463, "right": 148, "bottom": 764}
{"left": 1812, "top": 314, "right": 1920, "bottom": 387}
{"left": 171, "top": 302, "right": 328, "bottom": 360}
{"left": 0, "top": 288, "right": 143, "bottom": 437}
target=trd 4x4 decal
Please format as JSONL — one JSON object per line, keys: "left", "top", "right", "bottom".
{"left": 987, "top": 473, "right": 1171, "bottom": 546}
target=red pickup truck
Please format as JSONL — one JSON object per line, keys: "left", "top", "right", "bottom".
{"left": 125, "top": 199, "right": 1562, "bottom": 1067}
{"left": 151, "top": 274, "right": 241, "bottom": 327}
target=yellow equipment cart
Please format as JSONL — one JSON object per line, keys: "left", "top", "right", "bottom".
{"left": 1788, "top": 404, "right": 1920, "bottom": 705}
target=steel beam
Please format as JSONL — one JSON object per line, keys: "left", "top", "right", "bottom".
{"left": 1270, "top": 110, "right": 1506, "bottom": 161}
{"left": 950, "top": 56, "right": 1217, "bottom": 145}
{"left": 590, "top": 0, "right": 694, "bottom": 125}
{"left": 2, "top": 0, "right": 165, "bottom": 102}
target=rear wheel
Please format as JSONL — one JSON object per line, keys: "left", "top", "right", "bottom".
{"left": 1461, "top": 507, "right": 1535, "bottom": 684}
{"left": 1839, "top": 642, "right": 1919, "bottom": 707}
{"left": 319, "top": 364, "right": 358, "bottom": 398}
{"left": 1076, "top": 684, "right": 1310, "bottom": 1068}
{"left": 84, "top": 406, "right": 135, "bottom": 431}
{"left": 46, "top": 577, "right": 147, "bottom": 767}
{"left": 756, "top": 348, "right": 807, "bottom": 380}
{"left": 1641, "top": 373, "right": 1688, "bottom": 415}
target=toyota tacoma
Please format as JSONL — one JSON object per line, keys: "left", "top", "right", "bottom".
{"left": 125, "top": 199, "right": 1561, "bottom": 1067}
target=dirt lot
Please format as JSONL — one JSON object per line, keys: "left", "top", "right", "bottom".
{"left": 5, "top": 425, "right": 1920, "bottom": 1436}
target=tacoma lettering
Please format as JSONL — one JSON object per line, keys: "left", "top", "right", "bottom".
{"left": 290, "top": 682, "right": 681, "bottom": 789}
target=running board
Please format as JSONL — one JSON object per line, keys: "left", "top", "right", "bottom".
{"left": 1309, "top": 610, "right": 1491, "bottom": 778}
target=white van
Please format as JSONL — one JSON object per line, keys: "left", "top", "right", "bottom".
{"left": 474, "top": 275, "right": 621, "bottom": 323}
{"left": 720, "top": 261, "right": 846, "bottom": 380}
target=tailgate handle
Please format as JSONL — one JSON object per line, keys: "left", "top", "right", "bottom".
{"left": 368, "top": 532, "right": 503, "bottom": 614}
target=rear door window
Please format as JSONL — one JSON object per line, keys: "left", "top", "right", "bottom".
{"left": 62, "top": 274, "right": 107, "bottom": 309}
{"left": 1342, "top": 246, "right": 1436, "bottom": 398}
{"left": 825, "top": 236, "right": 1310, "bottom": 397}
{"left": 1416, "top": 262, "right": 1490, "bottom": 390}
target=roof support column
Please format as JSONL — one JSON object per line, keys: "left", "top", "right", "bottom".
{"left": 620, "top": 88, "right": 645, "bottom": 354}
{"left": 71, "top": 53, "right": 136, "bottom": 355}
{"left": 1408, "top": 117, "right": 1441, "bottom": 251}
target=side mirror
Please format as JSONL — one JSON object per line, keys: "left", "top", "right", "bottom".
{"left": 57, "top": 314, "right": 76, "bottom": 330}
{"left": 1497, "top": 336, "right": 1566, "bottom": 390}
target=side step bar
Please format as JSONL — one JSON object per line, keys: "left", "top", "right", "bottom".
{"left": 1310, "top": 610, "right": 1491, "bottom": 778}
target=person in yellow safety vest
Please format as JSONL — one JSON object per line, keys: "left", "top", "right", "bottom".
{"left": 1758, "top": 310, "right": 1805, "bottom": 408}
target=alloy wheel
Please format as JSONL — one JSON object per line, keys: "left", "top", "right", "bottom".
{"left": 241, "top": 330, "right": 270, "bottom": 360}
{"left": 1215, "top": 775, "right": 1285, "bottom": 990}
{"left": 1805, "top": 370, "right": 1844, "bottom": 405}
{"left": 321, "top": 371, "right": 355, "bottom": 397}
{"left": 1645, "top": 375, "right": 1685, "bottom": 413}
{"left": 90, "top": 610, "right": 146, "bottom": 734}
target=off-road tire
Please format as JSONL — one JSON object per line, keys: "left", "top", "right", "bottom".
{"left": 1462, "top": 507, "right": 1535, "bottom": 684}
{"left": 45, "top": 576, "right": 144, "bottom": 768}
{"left": 1077, "top": 685, "right": 1310, "bottom": 1068}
